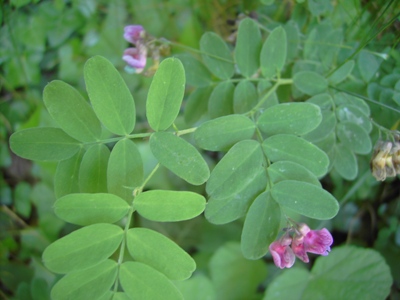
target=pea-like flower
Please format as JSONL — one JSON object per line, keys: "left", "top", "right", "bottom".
{"left": 123, "top": 25, "right": 145, "bottom": 44}
{"left": 269, "top": 222, "right": 333, "bottom": 269}
{"left": 269, "top": 234, "right": 295, "bottom": 269}
{"left": 122, "top": 46, "right": 147, "bottom": 73}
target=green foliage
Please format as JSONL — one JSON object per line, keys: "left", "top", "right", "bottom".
{"left": 3, "top": 0, "right": 400, "bottom": 299}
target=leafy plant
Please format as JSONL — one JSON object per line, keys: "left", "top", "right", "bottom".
{"left": 2, "top": 0, "right": 400, "bottom": 299}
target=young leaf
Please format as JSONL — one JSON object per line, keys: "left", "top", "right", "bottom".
{"left": 84, "top": 55, "right": 135, "bottom": 135}
{"left": 50, "top": 259, "right": 118, "bottom": 300}
{"left": 133, "top": 190, "right": 206, "bottom": 222}
{"left": 293, "top": 71, "right": 328, "bottom": 95}
{"left": 206, "top": 140, "right": 264, "bottom": 199}
{"left": 10, "top": 127, "right": 81, "bottom": 161}
{"left": 194, "top": 114, "right": 256, "bottom": 151}
{"left": 42, "top": 223, "right": 123, "bottom": 274}
{"left": 328, "top": 60, "right": 355, "bottom": 85}
{"left": 184, "top": 86, "right": 213, "bottom": 125}
{"left": 241, "top": 192, "right": 281, "bottom": 259}
{"left": 127, "top": 228, "right": 196, "bottom": 280}
{"left": 263, "top": 134, "right": 329, "bottom": 178}
{"left": 79, "top": 144, "right": 110, "bottom": 193}
{"left": 233, "top": 80, "right": 258, "bottom": 114}
{"left": 54, "top": 149, "right": 84, "bottom": 199}
{"left": 146, "top": 58, "right": 185, "bottom": 131}
{"left": 208, "top": 81, "right": 235, "bottom": 119}
{"left": 336, "top": 122, "right": 372, "bottom": 154}
{"left": 235, "top": 18, "right": 262, "bottom": 77}
{"left": 205, "top": 169, "right": 267, "bottom": 225}
{"left": 271, "top": 180, "right": 339, "bottom": 219}
{"left": 107, "top": 139, "right": 143, "bottom": 202}
{"left": 149, "top": 132, "right": 210, "bottom": 185}
{"left": 268, "top": 161, "right": 321, "bottom": 187}
{"left": 260, "top": 26, "right": 287, "bottom": 78}
{"left": 257, "top": 102, "right": 322, "bottom": 136}
{"left": 200, "top": 32, "right": 234, "bottom": 79}
{"left": 119, "top": 262, "right": 183, "bottom": 300}
{"left": 43, "top": 80, "right": 102, "bottom": 142}
{"left": 54, "top": 193, "right": 130, "bottom": 226}
{"left": 333, "top": 144, "right": 358, "bottom": 180}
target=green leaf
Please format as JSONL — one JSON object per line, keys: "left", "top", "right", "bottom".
{"left": 336, "top": 104, "right": 372, "bottom": 133}
{"left": 79, "top": 144, "right": 110, "bottom": 193}
{"left": 50, "top": 260, "right": 118, "bottom": 300}
{"left": 263, "top": 134, "right": 329, "bottom": 177}
{"left": 233, "top": 80, "right": 258, "bottom": 114}
{"left": 268, "top": 161, "right": 321, "bottom": 187}
{"left": 10, "top": 128, "right": 81, "bottom": 161}
{"left": 43, "top": 80, "right": 102, "bottom": 142}
{"left": 173, "top": 274, "right": 216, "bottom": 300}
{"left": 271, "top": 180, "right": 339, "bottom": 219}
{"left": 257, "top": 102, "right": 322, "bottom": 136}
{"left": 42, "top": 224, "right": 123, "bottom": 274}
{"left": 107, "top": 139, "right": 143, "bottom": 202}
{"left": 127, "top": 228, "right": 196, "bottom": 280}
{"left": 293, "top": 71, "right": 328, "bottom": 95}
{"left": 328, "top": 60, "right": 355, "bottom": 85}
{"left": 357, "top": 51, "right": 380, "bottom": 83}
{"left": 208, "top": 81, "right": 234, "bottom": 119}
{"left": 284, "top": 20, "right": 300, "bottom": 61}
{"left": 54, "top": 149, "right": 84, "bottom": 199}
{"left": 206, "top": 140, "right": 264, "bottom": 199}
{"left": 194, "top": 115, "right": 256, "bottom": 151}
{"left": 174, "top": 53, "right": 212, "bottom": 87}
{"left": 54, "top": 193, "right": 130, "bottom": 226}
{"left": 334, "top": 92, "right": 370, "bottom": 116}
{"left": 14, "top": 182, "right": 31, "bottom": 218}
{"left": 235, "top": 18, "right": 262, "bottom": 77}
{"left": 133, "top": 190, "right": 206, "bottom": 222}
{"left": 241, "top": 192, "right": 281, "bottom": 259}
{"left": 333, "top": 144, "right": 358, "bottom": 180}
{"left": 119, "top": 262, "right": 183, "bottom": 300}
{"left": 150, "top": 132, "right": 210, "bottom": 185}
{"left": 308, "top": 0, "right": 333, "bottom": 16}
{"left": 302, "top": 110, "right": 336, "bottom": 143}
{"left": 260, "top": 26, "right": 287, "bottom": 78}
{"left": 146, "top": 58, "right": 185, "bottom": 131}
{"left": 336, "top": 122, "right": 372, "bottom": 154}
{"left": 184, "top": 86, "right": 213, "bottom": 125}
{"left": 200, "top": 32, "right": 234, "bottom": 79}
{"left": 264, "top": 246, "right": 392, "bottom": 300}
{"left": 210, "top": 243, "right": 267, "bottom": 300}
{"left": 205, "top": 168, "right": 267, "bottom": 225}
{"left": 84, "top": 55, "right": 135, "bottom": 135}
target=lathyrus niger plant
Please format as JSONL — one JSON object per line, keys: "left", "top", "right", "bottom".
{"left": 4, "top": 1, "right": 400, "bottom": 300}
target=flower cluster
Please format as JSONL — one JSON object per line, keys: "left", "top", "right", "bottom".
{"left": 269, "top": 223, "right": 333, "bottom": 269}
{"left": 370, "top": 133, "right": 400, "bottom": 181}
{"left": 123, "top": 25, "right": 148, "bottom": 73}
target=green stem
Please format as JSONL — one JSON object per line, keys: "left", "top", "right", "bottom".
{"left": 159, "top": 38, "right": 235, "bottom": 64}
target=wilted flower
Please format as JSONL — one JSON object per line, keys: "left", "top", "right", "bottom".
{"left": 123, "top": 46, "right": 147, "bottom": 73}
{"left": 370, "top": 133, "right": 400, "bottom": 181}
{"left": 269, "top": 234, "right": 295, "bottom": 269}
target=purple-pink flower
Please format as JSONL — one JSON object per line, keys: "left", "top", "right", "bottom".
{"left": 123, "top": 25, "right": 147, "bottom": 73}
{"left": 269, "top": 223, "right": 333, "bottom": 269}
{"left": 122, "top": 47, "right": 147, "bottom": 73}
{"left": 124, "top": 25, "right": 144, "bottom": 44}
{"left": 269, "top": 234, "right": 295, "bottom": 269}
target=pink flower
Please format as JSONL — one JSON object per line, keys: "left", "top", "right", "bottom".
{"left": 124, "top": 25, "right": 144, "bottom": 44}
{"left": 122, "top": 47, "right": 147, "bottom": 73}
{"left": 292, "top": 224, "right": 333, "bottom": 261}
{"left": 269, "top": 234, "right": 295, "bottom": 269}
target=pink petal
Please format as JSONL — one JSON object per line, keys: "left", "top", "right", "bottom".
{"left": 304, "top": 228, "right": 333, "bottom": 256}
